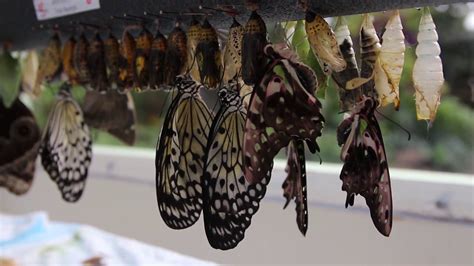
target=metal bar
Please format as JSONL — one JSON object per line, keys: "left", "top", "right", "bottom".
{"left": 0, "top": 0, "right": 469, "bottom": 50}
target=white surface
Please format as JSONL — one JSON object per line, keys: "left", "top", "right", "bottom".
{"left": 33, "top": 0, "right": 101, "bottom": 21}
{"left": 1, "top": 145, "right": 473, "bottom": 264}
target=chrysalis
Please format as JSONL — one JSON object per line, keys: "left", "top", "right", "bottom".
{"left": 149, "top": 29, "right": 167, "bottom": 90}
{"left": 83, "top": 90, "right": 136, "bottom": 145}
{"left": 0, "top": 99, "right": 40, "bottom": 195}
{"left": 104, "top": 32, "right": 121, "bottom": 90}
{"left": 337, "top": 96, "right": 392, "bottom": 236}
{"left": 186, "top": 18, "right": 202, "bottom": 82}
{"left": 118, "top": 30, "right": 136, "bottom": 91}
{"left": 35, "top": 32, "right": 61, "bottom": 91}
{"left": 135, "top": 26, "right": 153, "bottom": 91}
{"left": 413, "top": 7, "right": 444, "bottom": 123}
{"left": 21, "top": 50, "right": 40, "bottom": 97}
{"left": 222, "top": 18, "right": 244, "bottom": 83}
{"left": 332, "top": 17, "right": 361, "bottom": 110}
{"left": 195, "top": 19, "right": 222, "bottom": 88}
{"left": 305, "top": 10, "right": 346, "bottom": 75}
{"left": 242, "top": 11, "right": 267, "bottom": 85}
{"left": 164, "top": 23, "right": 187, "bottom": 86}
{"left": 61, "top": 37, "right": 79, "bottom": 85}
{"left": 73, "top": 32, "right": 91, "bottom": 86}
{"left": 88, "top": 32, "right": 108, "bottom": 92}
{"left": 375, "top": 10, "right": 405, "bottom": 110}
{"left": 40, "top": 84, "right": 92, "bottom": 202}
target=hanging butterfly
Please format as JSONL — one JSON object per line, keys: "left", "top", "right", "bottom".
{"left": 222, "top": 18, "right": 244, "bottom": 83}
{"left": 0, "top": 99, "right": 40, "bottom": 195}
{"left": 61, "top": 36, "right": 79, "bottom": 85}
{"left": 134, "top": 25, "right": 153, "bottom": 91}
{"left": 104, "top": 31, "right": 122, "bottom": 91}
{"left": 332, "top": 16, "right": 361, "bottom": 111}
{"left": 149, "top": 28, "right": 167, "bottom": 90}
{"left": 195, "top": 19, "right": 222, "bottom": 89}
{"left": 282, "top": 139, "right": 308, "bottom": 236}
{"left": 203, "top": 84, "right": 270, "bottom": 250}
{"left": 241, "top": 10, "right": 268, "bottom": 85}
{"left": 244, "top": 44, "right": 324, "bottom": 184}
{"left": 155, "top": 75, "right": 213, "bottom": 229}
{"left": 40, "top": 83, "right": 92, "bottom": 202}
{"left": 83, "top": 90, "right": 136, "bottom": 145}
{"left": 35, "top": 31, "right": 62, "bottom": 92}
{"left": 163, "top": 23, "right": 187, "bottom": 86}
{"left": 336, "top": 96, "right": 392, "bottom": 236}
{"left": 88, "top": 32, "right": 108, "bottom": 92}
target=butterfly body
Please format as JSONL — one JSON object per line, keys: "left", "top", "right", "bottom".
{"left": 337, "top": 97, "right": 392, "bottom": 236}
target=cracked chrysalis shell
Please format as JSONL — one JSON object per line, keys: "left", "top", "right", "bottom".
{"left": 242, "top": 11, "right": 267, "bottom": 85}
{"left": 195, "top": 19, "right": 222, "bottom": 89}
{"left": 223, "top": 18, "right": 243, "bottom": 83}
{"left": 186, "top": 18, "right": 202, "bottom": 82}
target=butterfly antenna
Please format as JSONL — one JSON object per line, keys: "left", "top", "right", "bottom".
{"left": 376, "top": 109, "right": 411, "bottom": 141}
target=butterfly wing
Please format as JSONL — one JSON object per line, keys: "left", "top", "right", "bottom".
{"left": 338, "top": 98, "right": 392, "bottom": 236}
{"left": 0, "top": 99, "right": 41, "bottom": 195}
{"left": 203, "top": 90, "right": 269, "bottom": 249}
{"left": 282, "top": 139, "right": 308, "bottom": 236}
{"left": 40, "top": 88, "right": 92, "bottom": 202}
{"left": 156, "top": 80, "right": 212, "bottom": 229}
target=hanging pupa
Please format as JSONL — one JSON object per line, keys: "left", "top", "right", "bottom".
{"left": 375, "top": 10, "right": 405, "bottom": 110}
{"left": 88, "top": 32, "right": 108, "bottom": 92}
{"left": 118, "top": 29, "right": 136, "bottom": 91}
{"left": 135, "top": 25, "right": 153, "bottom": 90}
{"left": 241, "top": 10, "right": 267, "bottom": 85}
{"left": 62, "top": 36, "right": 79, "bottom": 85}
{"left": 149, "top": 29, "right": 167, "bottom": 90}
{"left": 222, "top": 17, "right": 243, "bottom": 83}
{"left": 73, "top": 32, "right": 91, "bottom": 86}
{"left": 104, "top": 32, "right": 121, "bottom": 90}
{"left": 195, "top": 18, "right": 222, "bottom": 88}
{"left": 305, "top": 10, "right": 346, "bottom": 75}
{"left": 332, "top": 16, "right": 361, "bottom": 110}
{"left": 35, "top": 32, "right": 62, "bottom": 91}
{"left": 413, "top": 7, "right": 444, "bottom": 123}
{"left": 164, "top": 22, "right": 187, "bottom": 86}
{"left": 186, "top": 17, "right": 202, "bottom": 82}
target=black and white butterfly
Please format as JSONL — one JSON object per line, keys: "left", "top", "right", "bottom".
{"left": 203, "top": 83, "right": 270, "bottom": 250}
{"left": 40, "top": 83, "right": 92, "bottom": 202}
{"left": 337, "top": 96, "right": 392, "bottom": 236}
{"left": 155, "top": 75, "right": 213, "bottom": 229}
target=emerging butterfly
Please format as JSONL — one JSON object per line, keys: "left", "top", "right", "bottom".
{"left": 336, "top": 96, "right": 392, "bottom": 236}
{"left": 282, "top": 139, "right": 308, "bottom": 236}
{"left": 0, "top": 99, "right": 41, "bottom": 195}
{"left": 155, "top": 75, "right": 213, "bottom": 229}
{"left": 203, "top": 83, "right": 270, "bottom": 250}
{"left": 40, "top": 83, "right": 92, "bottom": 202}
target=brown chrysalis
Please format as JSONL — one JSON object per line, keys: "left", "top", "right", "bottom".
{"left": 186, "top": 17, "right": 202, "bottom": 82}
{"left": 73, "top": 32, "right": 91, "bottom": 86}
{"left": 0, "top": 99, "right": 41, "bottom": 195}
{"left": 195, "top": 19, "right": 222, "bottom": 88}
{"left": 88, "top": 32, "right": 108, "bottom": 92}
{"left": 104, "top": 32, "right": 121, "bottom": 91}
{"left": 61, "top": 36, "right": 79, "bottom": 85}
{"left": 35, "top": 32, "right": 62, "bottom": 91}
{"left": 119, "top": 30, "right": 137, "bottom": 91}
{"left": 241, "top": 11, "right": 267, "bottom": 85}
{"left": 164, "top": 23, "right": 187, "bottom": 86}
{"left": 134, "top": 26, "right": 153, "bottom": 91}
{"left": 149, "top": 30, "right": 167, "bottom": 90}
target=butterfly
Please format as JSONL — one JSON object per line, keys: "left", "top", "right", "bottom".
{"left": 282, "top": 139, "right": 308, "bottom": 236}
{"left": 244, "top": 44, "right": 324, "bottom": 184}
{"left": 40, "top": 83, "right": 93, "bottom": 202}
{"left": 155, "top": 75, "right": 213, "bottom": 229}
{"left": 83, "top": 90, "right": 136, "bottom": 145}
{"left": 203, "top": 84, "right": 270, "bottom": 250}
{"left": 0, "top": 98, "right": 41, "bottom": 195}
{"left": 336, "top": 96, "right": 392, "bottom": 236}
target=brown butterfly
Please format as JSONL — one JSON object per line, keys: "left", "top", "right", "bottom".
{"left": 244, "top": 44, "right": 324, "bottom": 184}
{"left": 336, "top": 96, "right": 392, "bottom": 236}
{"left": 83, "top": 90, "right": 136, "bottom": 145}
{"left": 241, "top": 10, "right": 267, "bottom": 85}
{"left": 0, "top": 99, "right": 41, "bottom": 195}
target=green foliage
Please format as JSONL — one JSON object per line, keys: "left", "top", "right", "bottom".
{"left": 0, "top": 49, "right": 22, "bottom": 107}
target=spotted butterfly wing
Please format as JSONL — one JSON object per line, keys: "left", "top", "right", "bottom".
{"left": 337, "top": 97, "right": 392, "bottom": 236}
{"left": 40, "top": 84, "right": 92, "bottom": 202}
{"left": 0, "top": 99, "right": 41, "bottom": 195}
{"left": 203, "top": 85, "right": 270, "bottom": 250}
{"left": 282, "top": 139, "right": 308, "bottom": 236}
{"left": 156, "top": 75, "right": 213, "bottom": 229}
